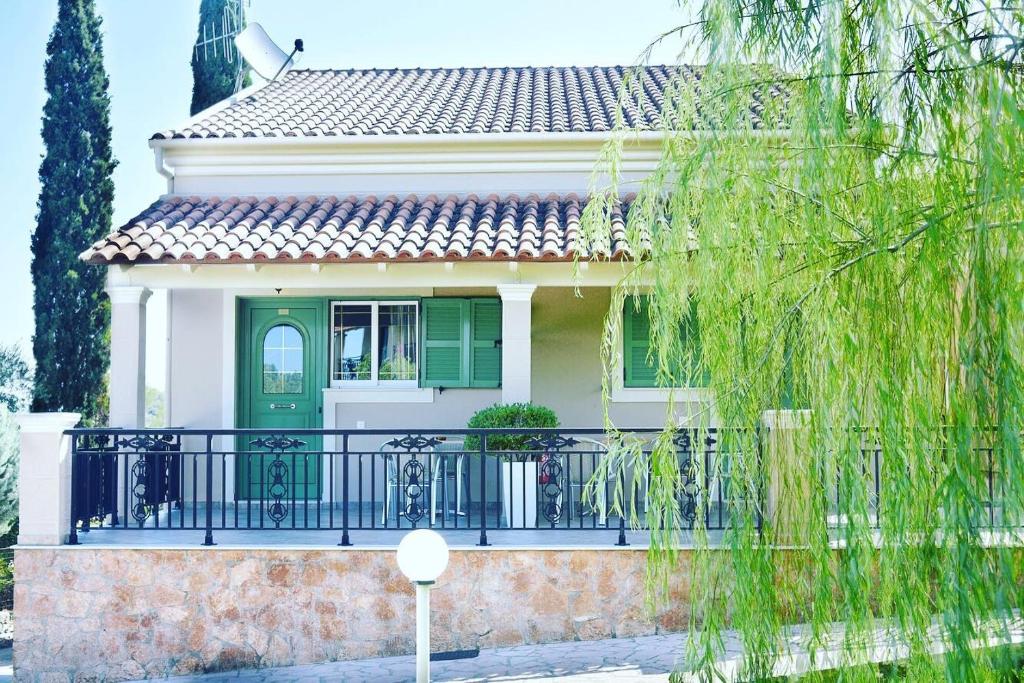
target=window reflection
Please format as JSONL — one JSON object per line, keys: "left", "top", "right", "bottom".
{"left": 263, "top": 324, "right": 304, "bottom": 393}
{"left": 334, "top": 305, "right": 372, "bottom": 381}
{"left": 379, "top": 304, "right": 417, "bottom": 380}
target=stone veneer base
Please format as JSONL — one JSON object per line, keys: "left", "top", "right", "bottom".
{"left": 14, "top": 547, "right": 693, "bottom": 682}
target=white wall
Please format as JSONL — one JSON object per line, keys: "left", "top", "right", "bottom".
{"left": 533, "top": 287, "right": 706, "bottom": 429}
{"left": 167, "top": 290, "right": 225, "bottom": 429}
{"left": 157, "top": 134, "right": 664, "bottom": 198}
{"left": 163, "top": 286, "right": 706, "bottom": 503}
{"left": 161, "top": 285, "right": 708, "bottom": 434}
{"left": 168, "top": 290, "right": 230, "bottom": 500}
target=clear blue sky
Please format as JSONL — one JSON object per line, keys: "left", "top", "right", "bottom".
{"left": 0, "top": 0, "right": 689, "bottom": 387}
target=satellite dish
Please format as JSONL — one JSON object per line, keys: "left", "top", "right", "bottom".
{"left": 235, "top": 22, "right": 303, "bottom": 81}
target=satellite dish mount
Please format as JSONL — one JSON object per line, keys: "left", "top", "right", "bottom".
{"left": 235, "top": 22, "right": 304, "bottom": 82}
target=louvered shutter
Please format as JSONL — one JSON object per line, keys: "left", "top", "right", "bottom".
{"left": 679, "top": 300, "right": 709, "bottom": 387}
{"left": 623, "top": 297, "right": 658, "bottom": 387}
{"left": 469, "top": 299, "right": 502, "bottom": 387}
{"left": 421, "top": 299, "right": 467, "bottom": 387}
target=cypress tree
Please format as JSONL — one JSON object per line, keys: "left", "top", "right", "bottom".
{"left": 31, "top": 0, "right": 115, "bottom": 423}
{"left": 189, "top": 0, "right": 249, "bottom": 115}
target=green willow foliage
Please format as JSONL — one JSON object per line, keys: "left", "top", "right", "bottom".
{"left": 580, "top": 1, "right": 1024, "bottom": 680}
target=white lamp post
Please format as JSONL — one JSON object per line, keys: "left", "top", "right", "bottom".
{"left": 397, "top": 529, "right": 450, "bottom": 683}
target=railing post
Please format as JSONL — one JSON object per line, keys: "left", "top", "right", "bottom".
{"left": 756, "top": 425, "right": 765, "bottom": 538}
{"left": 108, "top": 438, "right": 119, "bottom": 527}
{"left": 477, "top": 433, "right": 490, "bottom": 546}
{"left": 339, "top": 433, "right": 352, "bottom": 546}
{"left": 202, "top": 434, "right": 216, "bottom": 546}
{"left": 615, "top": 468, "right": 629, "bottom": 546}
{"left": 68, "top": 435, "right": 80, "bottom": 545}
{"left": 761, "top": 410, "right": 812, "bottom": 543}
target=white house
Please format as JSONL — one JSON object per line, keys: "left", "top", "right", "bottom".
{"left": 13, "top": 64, "right": 791, "bottom": 681}
{"left": 62, "top": 65, "right": 776, "bottom": 533}
{"left": 84, "top": 65, "right": 748, "bottom": 440}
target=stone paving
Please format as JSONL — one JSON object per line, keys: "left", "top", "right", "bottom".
{"left": 0, "top": 647, "right": 11, "bottom": 683}
{"left": 139, "top": 634, "right": 690, "bottom": 682}
{"left": 130, "top": 614, "right": 1024, "bottom": 683}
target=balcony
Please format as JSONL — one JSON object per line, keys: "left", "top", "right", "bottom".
{"left": 65, "top": 427, "right": 762, "bottom": 547}
{"left": 62, "top": 425, "right": 1018, "bottom": 548}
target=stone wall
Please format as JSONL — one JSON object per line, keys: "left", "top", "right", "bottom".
{"left": 14, "top": 547, "right": 692, "bottom": 682}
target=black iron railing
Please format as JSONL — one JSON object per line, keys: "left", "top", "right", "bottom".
{"left": 826, "top": 433, "right": 1016, "bottom": 530}
{"left": 65, "top": 427, "right": 759, "bottom": 546}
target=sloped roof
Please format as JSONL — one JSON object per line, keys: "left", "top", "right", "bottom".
{"left": 151, "top": 65, "right": 785, "bottom": 139}
{"left": 81, "top": 194, "right": 638, "bottom": 264}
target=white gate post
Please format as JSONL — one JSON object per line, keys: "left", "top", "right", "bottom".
{"left": 15, "top": 413, "right": 82, "bottom": 545}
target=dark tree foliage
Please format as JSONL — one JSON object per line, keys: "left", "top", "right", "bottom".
{"left": 31, "top": 0, "right": 115, "bottom": 424}
{"left": 190, "top": 0, "right": 249, "bottom": 115}
{"left": 0, "top": 345, "right": 32, "bottom": 413}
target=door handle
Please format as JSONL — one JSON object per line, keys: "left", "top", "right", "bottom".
{"left": 270, "top": 403, "right": 296, "bottom": 410}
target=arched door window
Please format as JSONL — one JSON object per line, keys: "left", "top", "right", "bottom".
{"left": 263, "top": 324, "right": 304, "bottom": 393}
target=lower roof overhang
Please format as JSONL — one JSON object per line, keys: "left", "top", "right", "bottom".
{"left": 81, "top": 192, "right": 641, "bottom": 267}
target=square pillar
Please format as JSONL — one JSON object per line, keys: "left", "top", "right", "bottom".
{"left": 762, "top": 409, "right": 813, "bottom": 543}
{"left": 15, "top": 413, "right": 81, "bottom": 545}
{"left": 496, "top": 284, "right": 537, "bottom": 404}
{"left": 107, "top": 285, "right": 151, "bottom": 428}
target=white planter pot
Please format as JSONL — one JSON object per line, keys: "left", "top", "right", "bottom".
{"left": 501, "top": 461, "right": 538, "bottom": 528}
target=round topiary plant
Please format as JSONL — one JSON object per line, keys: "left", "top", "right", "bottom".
{"left": 464, "top": 402, "right": 559, "bottom": 460}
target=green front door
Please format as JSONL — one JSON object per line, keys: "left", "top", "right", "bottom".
{"left": 237, "top": 300, "right": 325, "bottom": 501}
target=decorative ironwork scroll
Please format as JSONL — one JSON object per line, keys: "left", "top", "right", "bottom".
{"left": 249, "top": 434, "right": 305, "bottom": 527}
{"left": 130, "top": 457, "right": 151, "bottom": 526}
{"left": 674, "top": 431, "right": 705, "bottom": 526}
{"left": 266, "top": 454, "right": 290, "bottom": 524}
{"left": 525, "top": 435, "right": 579, "bottom": 451}
{"left": 678, "top": 456, "right": 699, "bottom": 525}
{"left": 539, "top": 455, "right": 564, "bottom": 524}
{"left": 386, "top": 435, "right": 441, "bottom": 451}
{"left": 116, "top": 434, "right": 176, "bottom": 451}
{"left": 250, "top": 436, "right": 306, "bottom": 451}
{"left": 402, "top": 457, "right": 426, "bottom": 524}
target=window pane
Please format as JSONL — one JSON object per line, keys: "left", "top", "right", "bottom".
{"left": 263, "top": 324, "right": 304, "bottom": 394}
{"left": 334, "top": 305, "right": 372, "bottom": 381}
{"left": 379, "top": 304, "right": 417, "bottom": 381}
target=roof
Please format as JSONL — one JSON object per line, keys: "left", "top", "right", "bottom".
{"left": 81, "top": 194, "right": 637, "bottom": 264}
{"left": 151, "top": 65, "right": 785, "bottom": 140}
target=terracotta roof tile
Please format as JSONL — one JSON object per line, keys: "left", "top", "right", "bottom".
{"left": 82, "top": 194, "right": 637, "bottom": 265}
{"left": 151, "top": 66, "right": 787, "bottom": 140}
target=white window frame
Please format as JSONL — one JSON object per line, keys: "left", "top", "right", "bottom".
{"left": 330, "top": 300, "right": 420, "bottom": 389}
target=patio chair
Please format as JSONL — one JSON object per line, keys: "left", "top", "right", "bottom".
{"left": 380, "top": 439, "right": 470, "bottom": 526}
{"left": 380, "top": 440, "right": 403, "bottom": 526}
{"left": 562, "top": 437, "right": 610, "bottom": 525}
{"left": 429, "top": 439, "right": 470, "bottom": 526}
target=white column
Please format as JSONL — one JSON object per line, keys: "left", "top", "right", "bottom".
{"left": 496, "top": 284, "right": 537, "bottom": 404}
{"left": 15, "top": 413, "right": 81, "bottom": 545}
{"left": 415, "top": 582, "right": 431, "bottom": 683}
{"left": 107, "top": 286, "right": 151, "bottom": 428}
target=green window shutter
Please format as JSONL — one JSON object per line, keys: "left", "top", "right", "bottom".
{"left": 779, "top": 312, "right": 803, "bottom": 408}
{"left": 624, "top": 297, "right": 658, "bottom": 387}
{"left": 623, "top": 296, "right": 707, "bottom": 388}
{"left": 421, "top": 299, "right": 467, "bottom": 387}
{"left": 679, "top": 300, "right": 710, "bottom": 387}
{"left": 469, "top": 299, "right": 502, "bottom": 387}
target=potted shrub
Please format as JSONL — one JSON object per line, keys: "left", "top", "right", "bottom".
{"left": 465, "top": 403, "right": 559, "bottom": 528}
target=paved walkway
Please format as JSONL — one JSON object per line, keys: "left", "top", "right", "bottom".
{"left": 134, "top": 614, "right": 1024, "bottom": 683}
{"left": 139, "top": 634, "right": 689, "bottom": 682}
